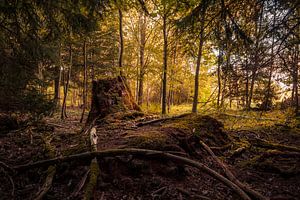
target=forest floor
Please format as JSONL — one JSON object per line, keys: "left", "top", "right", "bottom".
{"left": 0, "top": 108, "right": 299, "bottom": 200}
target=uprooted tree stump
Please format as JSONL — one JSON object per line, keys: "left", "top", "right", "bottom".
{"left": 86, "top": 76, "right": 141, "bottom": 124}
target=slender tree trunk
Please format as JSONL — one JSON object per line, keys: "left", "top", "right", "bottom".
{"left": 264, "top": 2, "right": 276, "bottom": 111}
{"left": 80, "top": 40, "right": 87, "bottom": 123}
{"left": 247, "top": 1, "right": 264, "bottom": 110}
{"left": 294, "top": 49, "right": 299, "bottom": 115}
{"left": 245, "top": 59, "right": 249, "bottom": 108}
{"left": 192, "top": 6, "right": 206, "bottom": 113}
{"left": 54, "top": 45, "right": 62, "bottom": 111}
{"left": 217, "top": 49, "right": 222, "bottom": 108}
{"left": 138, "top": 12, "right": 147, "bottom": 105}
{"left": 118, "top": 8, "right": 124, "bottom": 75}
{"left": 91, "top": 50, "right": 95, "bottom": 81}
{"left": 162, "top": 14, "right": 168, "bottom": 115}
{"left": 61, "top": 44, "right": 72, "bottom": 120}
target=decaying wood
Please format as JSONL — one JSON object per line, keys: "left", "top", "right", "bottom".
{"left": 34, "top": 138, "right": 56, "bottom": 200}
{"left": 221, "top": 113, "right": 277, "bottom": 121}
{"left": 136, "top": 113, "right": 191, "bottom": 127}
{"left": 176, "top": 187, "right": 210, "bottom": 200}
{"left": 87, "top": 77, "right": 141, "bottom": 123}
{"left": 34, "top": 166, "right": 56, "bottom": 200}
{"left": 14, "top": 148, "right": 251, "bottom": 200}
{"left": 199, "top": 141, "right": 268, "bottom": 200}
{"left": 70, "top": 169, "right": 90, "bottom": 198}
{"left": 84, "top": 127, "right": 100, "bottom": 200}
{"left": 251, "top": 138, "right": 300, "bottom": 153}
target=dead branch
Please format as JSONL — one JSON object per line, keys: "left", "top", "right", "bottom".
{"left": 176, "top": 187, "right": 210, "bottom": 200}
{"left": 199, "top": 141, "right": 268, "bottom": 200}
{"left": 34, "top": 166, "right": 56, "bottom": 200}
{"left": 14, "top": 148, "right": 251, "bottom": 200}
{"left": 221, "top": 113, "right": 277, "bottom": 121}
{"left": 34, "top": 137, "right": 56, "bottom": 200}
{"left": 136, "top": 113, "right": 191, "bottom": 127}
{"left": 251, "top": 138, "right": 300, "bottom": 153}
{"left": 70, "top": 169, "right": 90, "bottom": 198}
{"left": 84, "top": 127, "right": 100, "bottom": 200}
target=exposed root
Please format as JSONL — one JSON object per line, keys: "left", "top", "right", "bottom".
{"left": 13, "top": 148, "right": 252, "bottom": 200}
{"left": 199, "top": 141, "right": 268, "bottom": 200}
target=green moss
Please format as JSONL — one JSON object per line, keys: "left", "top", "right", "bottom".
{"left": 126, "top": 130, "right": 167, "bottom": 150}
{"left": 84, "top": 159, "right": 100, "bottom": 200}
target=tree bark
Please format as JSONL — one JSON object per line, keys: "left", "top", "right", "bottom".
{"left": 54, "top": 45, "right": 62, "bottom": 110}
{"left": 80, "top": 40, "right": 87, "bottom": 123}
{"left": 217, "top": 48, "right": 222, "bottom": 108}
{"left": 138, "top": 12, "right": 147, "bottom": 106}
{"left": 162, "top": 14, "right": 168, "bottom": 115}
{"left": 118, "top": 8, "right": 124, "bottom": 75}
{"left": 61, "top": 44, "right": 72, "bottom": 120}
{"left": 192, "top": 4, "right": 206, "bottom": 113}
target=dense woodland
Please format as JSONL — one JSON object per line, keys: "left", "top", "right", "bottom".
{"left": 0, "top": 0, "right": 299, "bottom": 200}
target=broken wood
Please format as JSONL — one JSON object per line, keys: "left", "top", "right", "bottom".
{"left": 34, "top": 137, "right": 56, "bottom": 200}
{"left": 199, "top": 141, "right": 268, "bottom": 200}
{"left": 70, "top": 169, "right": 90, "bottom": 198}
{"left": 251, "top": 138, "right": 300, "bottom": 153}
{"left": 84, "top": 127, "right": 100, "bottom": 200}
{"left": 136, "top": 113, "right": 192, "bottom": 127}
{"left": 14, "top": 148, "right": 251, "bottom": 200}
{"left": 221, "top": 113, "right": 277, "bottom": 121}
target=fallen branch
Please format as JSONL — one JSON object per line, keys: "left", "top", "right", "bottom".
{"left": 221, "top": 113, "right": 277, "bottom": 121}
{"left": 84, "top": 127, "right": 100, "bottom": 200}
{"left": 70, "top": 169, "right": 90, "bottom": 198}
{"left": 176, "top": 187, "right": 210, "bottom": 200}
{"left": 136, "top": 113, "right": 191, "bottom": 127}
{"left": 34, "top": 166, "right": 56, "bottom": 200}
{"left": 14, "top": 148, "right": 251, "bottom": 200}
{"left": 199, "top": 141, "right": 268, "bottom": 200}
{"left": 34, "top": 137, "right": 56, "bottom": 200}
{"left": 251, "top": 138, "right": 300, "bottom": 153}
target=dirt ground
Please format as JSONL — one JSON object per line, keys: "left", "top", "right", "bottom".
{"left": 0, "top": 110, "right": 299, "bottom": 200}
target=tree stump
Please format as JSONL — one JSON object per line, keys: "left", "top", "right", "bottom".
{"left": 87, "top": 76, "right": 141, "bottom": 123}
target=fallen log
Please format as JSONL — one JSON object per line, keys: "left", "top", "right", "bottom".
{"left": 34, "top": 137, "right": 56, "bottom": 200}
{"left": 251, "top": 138, "right": 300, "bottom": 153}
{"left": 14, "top": 148, "right": 251, "bottom": 200}
{"left": 84, "top": 127, "right": 100, "bottom": 200}
{"left": 221, "top": 113, "right": 277, "bottom": 121}
{"left": 199, "top": 141, "right": 268, "bottom": 200}
{"left": 136, "top": 113, "right": 192, "bottom": 127}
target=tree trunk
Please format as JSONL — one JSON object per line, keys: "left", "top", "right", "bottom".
{"left": 118, "top": 8, "right": 124, "bottom": 75}
{"left": 54, "top": 45, "right": 62, "bottom": 110}
{"left": 138, "top": 12, "right": 147, "bottom": 106}
{"left": 217, "top": 49, "right": 222, "bottom": 108}
{"left": 86, "top": 77, "right": 141, "bottom": 123}
{"left": 80, "top": 40, "right": 87, "bottom": 123}
{"left": 61, "top": 44, "right": 72, "bottom": 120}
{"left": 192, "top": 6, "right": 206, "bottom": 113}
{"left": 247, "top": 1, "right": 264, "bottom": 110}
{"left": 162, "top": 14, "right": 168, "bottom": 115}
